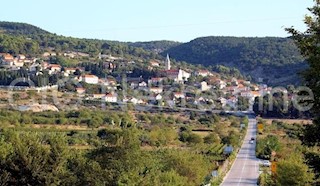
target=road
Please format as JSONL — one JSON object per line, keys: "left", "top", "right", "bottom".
{"left": 221, "top": 118, "right": 259, "bottom": 186}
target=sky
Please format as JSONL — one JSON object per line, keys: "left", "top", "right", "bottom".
{"left": 0, "top": 0, "right": 314, "bottom": 42}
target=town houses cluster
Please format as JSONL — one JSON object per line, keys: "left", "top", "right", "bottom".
{"left": 0, "top": 51, "right": 272, "bottom": 110}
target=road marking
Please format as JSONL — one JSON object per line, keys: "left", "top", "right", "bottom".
{"left": 237, "top": 148, "right": 249, "bottom": 186}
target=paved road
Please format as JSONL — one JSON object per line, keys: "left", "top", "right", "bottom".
{"left": 221, "top": 118, "right": 259, "bottom": 186}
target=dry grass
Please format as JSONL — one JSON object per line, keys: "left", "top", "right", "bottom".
{"left": 192, "top": 131, "right": 212, "bottom": 137}
{"left": 263, "top": 119, "right": 312, "bottom": 125}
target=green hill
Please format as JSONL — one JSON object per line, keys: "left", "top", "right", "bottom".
{"left": 0, "top": 21, "right": 50, "bottom": 36}
{"left": 0, "top": 21, "right": 159, "bottom": 60}
{"left": 128, "top": 40, "right": 181, "bottom": 53}
{"left": 164, "top": 36, "right": 307, "bottom": 86}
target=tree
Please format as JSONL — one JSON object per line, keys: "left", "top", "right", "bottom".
{"left": 276, "top": 154, "right": 314, "bottom": 186}
{"left": 286, "top": 0, "right": 320, "bottom": 146}
{"left": 286, "top": 2, "right": 320, "bottom": 181}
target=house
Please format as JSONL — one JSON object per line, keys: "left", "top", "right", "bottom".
{"left": 148, "top": 77, "right": 164, "bottom": 84}
{"left": 92, "top": 94, "right": 105, "bottom": 99}
{"left": 17, "top": 54, "right": 26, "bottom": 60}
{"left": 42, "top": 52, "right": 56, "bottom": 58}
{"left": 64, "top": 68, "right": 78, "bottom": 75}
{"left": 76, "top": 87, "right": 86, "bottom": 94}
{"left": 48, "top": 64, "right": 62, "bottom": 74}
{"left": 105, "top": 93, "right": 117, "bottom": 103}
{"left": 240, "top": 91, "right": 253, "bottom": 98}
{"left": 150, "top": 87, "right": 163, "bottom": 94}
{"left": 2, "top": 54, "right": 14, "bottom": 61}
{"left": 218, "top": 97, "right": 227, "bottom": 107}
{"left": 214, "top": 79, "right": 226, "bottom": 89}
{"left": 166, "top": 69, "right": 190, "bottom": 82}
{"left": 138, "top": 81, "right": 147, "bottom": 87}
{"left": 200, "top": 81, "right": 211, "bottom": 91}
{"left": 13, "top": 60, "right": 24, "bottom": 68}
{"left": 64, "top": 52, "right": 76, "bottom": 58}
{"left": 155, "top": 94, "right": 163, "bottom": 100}
{"left": 173, "top": 92, "right": 185, "bottom": 99}
{"left": 82, "top": 74, "right": 99, "bottom": 84}
{"left": 149, "top": 60, "right": 160, "bottom": 67}
{"left": 196, "top": 70, "right": 211, "bottom": 77}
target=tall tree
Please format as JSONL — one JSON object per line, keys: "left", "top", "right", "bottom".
{"left": 286, "top": 0, "right": 320, "bottom": 146}
{"left": 286, "top": 0, "right": 320, "bottom": 182}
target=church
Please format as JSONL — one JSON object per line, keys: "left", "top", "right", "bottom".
{"left": 164, "top": 54, "right": 190, "bottom": 82}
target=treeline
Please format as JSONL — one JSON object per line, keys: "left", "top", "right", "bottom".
{"left": 0, "top": 22, "right": 158, "bottom": 60}
{"left": 0, "top": 69, "right": 60, "bottom": 87}
{"left": 253, "top": 92, "right": 312, "bottom": 118}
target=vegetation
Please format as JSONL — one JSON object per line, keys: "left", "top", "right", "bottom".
{"left": 0, "top": 108, "right": 248, "bottom": 185}
{"left": 164, "top": 36, "right": 307, "bottom": 86}
{"left": 253, "top": 92, "right": 312, "bottom": 119}
{"left": 286, "top": 1, "right": 320, "bottom": 184}
{"left": 128, "top": 40, "right": 181, "bottom": 53}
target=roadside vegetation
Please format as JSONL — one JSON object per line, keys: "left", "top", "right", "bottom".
{"left": 256, "top": 119, "right": 316, "bottom": 185}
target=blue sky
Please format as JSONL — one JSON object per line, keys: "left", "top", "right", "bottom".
{"left": 0, "top": 0, "right": 314, "bottom": 42}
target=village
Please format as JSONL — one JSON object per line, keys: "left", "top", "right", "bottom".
{"left": 0, "top": 51, "right": 272, "bottom": 111}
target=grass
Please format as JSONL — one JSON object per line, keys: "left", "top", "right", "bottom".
{"left": 264, "top": 119, "right": 312, "bottom": 125}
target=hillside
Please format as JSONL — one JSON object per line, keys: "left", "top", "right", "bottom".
{"left": 164, "top": 36, "right": 307, "bottom": 86}
{"left": 0, "top": 21, "right": 50, "bottom": 36}
{"left": 0, "top": 21, "right": 307, "bottom": 86}
{"left": 0, "top": 21, "right": 157, "bottom": 60}
{"left": 128, "top": 40, "right": 181, "bottom": 53}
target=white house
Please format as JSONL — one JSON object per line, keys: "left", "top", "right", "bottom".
{"left": 200, "top": 81, "right": 211, "bottom": 91}
{"left": 155, "top": 94, "right": 163, "bottom": 100}
{"left": 196, "top": 70, "right": 211, "bottom": 77}
{"left": 138, "top": 81, "right": 147, "bottom": 87}
{"left": 105, "top": 93, "right": 117, "bottom": 103}
{"left": 82, "top": 74, "right": 99, "bottom": 84}
{"left": 150, "top": 87, "right": 163, "bottom": 94}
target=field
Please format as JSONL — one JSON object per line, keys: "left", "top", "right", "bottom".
{"left": 263, "top": 118, "right": 312, "bottom": 125}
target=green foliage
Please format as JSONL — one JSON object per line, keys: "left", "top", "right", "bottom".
{"left": 204, "top": 133, "right": 221, "bottom": 144}
{"left": 0, "top": 34, "right": 40, "bottom": 55}
{"left": 286, "top": 1, "right": 320, "bottom": 147}
{"left": 253, "top": 93, "right": 311, "bottom": 119}
{"left": 275, "top": 154, "right": 314, "bottom": 186}
{"left": 179, "top": 131, "right": 203, "bottom": 144}
{"left": 128, "top": 40, "right": 181, "bottom": 52}
{"left": 164, "top": 36, "right": 306, "bottom": 86}
{"left": 0, "top": 130, "right": 108, "bottom": 185}
{"left": 256, "top": 135, "right": 281, "bottom": 160}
